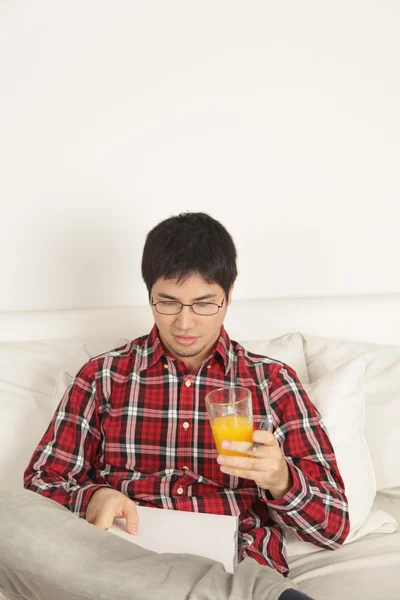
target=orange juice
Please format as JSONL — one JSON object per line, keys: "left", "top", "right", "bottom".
{"left": 211, "top": 414, "right": 253, "bottom": 456}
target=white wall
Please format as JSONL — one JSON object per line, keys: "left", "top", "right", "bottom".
{"left": 0, "top": 1, "right": 399, "bottom": 312}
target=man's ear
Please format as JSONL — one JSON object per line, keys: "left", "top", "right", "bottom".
{"left": 227, "top": 285, "right": 234, "bottom": 306}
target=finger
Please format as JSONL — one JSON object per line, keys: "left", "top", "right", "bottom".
{"left": 220, "top": 440, "right": 254, "bottom": 455}
{"left": 93, "top": 506, "right": 116, "bottom": 531}
{"left": 217, "top": 453, "right": 266, "bottom": 471}
{"left": 123, "top": 499, "right": 139, "bottom": 536}
{"left": 220, "top": 465, "right": 262, "bottom": 480}
{"left": 252, "top": 430, "right": 279, "bottom": 447}
{"left": 220, "top": 439, "right": 271, "bottom": 457}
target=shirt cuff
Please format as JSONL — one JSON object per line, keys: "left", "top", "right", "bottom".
{"left": 69, "top": 483, "right": 110, "bottom": 518}
{"left": 259, "top": 461, "right": 312, "bottom": 512}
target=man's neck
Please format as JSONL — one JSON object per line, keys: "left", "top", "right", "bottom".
{"left": 159, "top": 332, "right": 222, "bottom": 373}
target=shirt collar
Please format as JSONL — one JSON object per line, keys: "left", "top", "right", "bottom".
{"left": 139, "top": 323, "right": 235, "bottom": 375}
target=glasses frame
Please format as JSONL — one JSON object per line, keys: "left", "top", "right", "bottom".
{"left": 151, "top": 296, "right": 225, "bottom": 316}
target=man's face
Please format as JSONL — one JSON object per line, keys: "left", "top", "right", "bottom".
{"left": 150, "top": 273, "right": 233, "bottom": 370}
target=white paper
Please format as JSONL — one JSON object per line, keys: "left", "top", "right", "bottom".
{"left": 108, "top": 505, "right": 239, "bottom": 573}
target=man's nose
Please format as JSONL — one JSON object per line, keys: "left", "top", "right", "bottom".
{"left": 174, "top": 305, "right": 197, "bottom": 330}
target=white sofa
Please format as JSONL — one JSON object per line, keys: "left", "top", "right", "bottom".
{"left": 1, "top": 295, "right": 399, "bottom": 599}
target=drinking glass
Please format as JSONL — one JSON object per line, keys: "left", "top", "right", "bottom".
{"left": 205, "top": 386, "right": 253, "bottom": 457}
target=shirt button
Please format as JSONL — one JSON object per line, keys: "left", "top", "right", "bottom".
{"left": 164, "top": 364, "right": 168, "bottom": 369}
{"left": 182, "top": 466, "right": 189, "bottom": 470}
{"left": 185, "top": 379, "right": 191, "bottom": 387}
{"left": 183, "top": 421, "right": 189, "bottom": 430}
{"left": 207, "top": 365, "right": 211, "bottom": 369}
{"left": 177, "top": 486, "right": 184, "bottom": 495}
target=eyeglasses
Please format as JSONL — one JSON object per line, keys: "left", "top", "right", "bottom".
{"left": 151, "top": 297, "right": 225, "bottom": 316}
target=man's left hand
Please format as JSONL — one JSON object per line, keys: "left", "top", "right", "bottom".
{"left": 217, "top": 430, "right": 293, "bottom": 500}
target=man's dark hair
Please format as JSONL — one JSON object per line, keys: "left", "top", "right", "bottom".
{"left": 141, "top": 212, "right": 238, "bottom": 299}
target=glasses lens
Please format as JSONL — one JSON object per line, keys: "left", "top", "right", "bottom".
{"left": 192, "top": 303, "right": 218, "bottom": 315}
{"left": 156, "top": 302, "right": 181, "bottom": 315}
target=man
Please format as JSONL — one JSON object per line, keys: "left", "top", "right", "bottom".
{"left": 0, "top": 212, "right": 349, "bottom": 600}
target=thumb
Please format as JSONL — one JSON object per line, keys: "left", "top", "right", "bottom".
{"left": 123, "top": 499, "right": 139, "bottom": 536}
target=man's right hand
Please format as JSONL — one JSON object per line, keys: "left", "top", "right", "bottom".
{"left": 85, "top": 487, "right": 139, "bottom": 535}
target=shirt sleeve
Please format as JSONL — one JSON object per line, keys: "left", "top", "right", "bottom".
{"left": 259, "top": 363, "right": 350, "bottom": 549}
{"left": 23, "top": 359, "right": 108, "bottom": 518}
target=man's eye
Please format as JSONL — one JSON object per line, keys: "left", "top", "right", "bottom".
{"left": 161, "top": 301, "right": 179, "bottom": 306}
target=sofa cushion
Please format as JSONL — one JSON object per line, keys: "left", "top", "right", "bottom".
{"left": 304, "top": 335, "right": 400, "bottom": 493}
{"left": 239, "top": 332, "right": 310, "bottom": 384}
{"left": 0, "top": 337, "right": 129, "bottom": 489}
{"left": 304, "top": 357, "right": 375, "bottom": 533}
{"left": 285, "top": 357, "right": 395, "bottom": 555}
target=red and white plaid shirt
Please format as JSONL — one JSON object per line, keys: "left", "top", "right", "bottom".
{"left": 24, "top": 324, "right": 349, "bottom": 574}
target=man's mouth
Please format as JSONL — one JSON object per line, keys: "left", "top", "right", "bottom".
{"left": 174, "top": 335, "right": 198, "bottom": 346}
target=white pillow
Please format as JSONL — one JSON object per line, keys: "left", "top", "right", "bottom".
{"left": 53, "top": 371, "right": 74, "bottom": 413}
{"left": 304, "top": 335, "right": 400, "bottom": 493}
{"left": 239, "top": 332, "right": 310, "bottom": 384}
{"left": 0, "top": 336, "right": 129, "bottom": 489}
{"left": 303, "top": 357, "right": 375, "bottom": 534}
{"left": 285, "top": 356, "right": 398, "bottom": 556}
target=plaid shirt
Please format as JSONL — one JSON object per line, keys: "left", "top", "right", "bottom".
{"left": 24, "top": 324, "right": 349, "bottom": 575}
